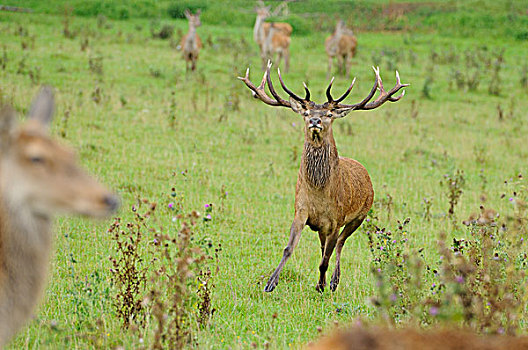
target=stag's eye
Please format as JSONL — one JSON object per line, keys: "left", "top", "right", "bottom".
{"left": 303, "top": 111, "right": 309, "bottom": 116}
{"left": 327, "top": 113, "right": 333, "bottom": 118}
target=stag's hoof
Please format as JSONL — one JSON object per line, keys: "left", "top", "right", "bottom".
{"left": 330, "top": 272, "right": 340, "bottom": 292}
{"left": 330, "top": 278, "right": 339, "bottom": 292}
{"left": 315, "top": 282, "right": 326, "bottom": 293}
{"left": 264, "top": 277, "right": 278, "bottom": 292}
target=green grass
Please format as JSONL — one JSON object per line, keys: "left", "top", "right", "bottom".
{"left": 1, "top": 1, "right": 528, "bottom": 348}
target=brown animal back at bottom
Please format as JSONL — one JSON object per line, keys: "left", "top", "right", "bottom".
{"left": 309, "top": 326, "right": 528, "bottom": 350}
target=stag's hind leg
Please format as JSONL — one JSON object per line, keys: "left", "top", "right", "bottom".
{"left": 330, "top": 217, "right": 365, "bottom": 292}
{"left": 265, "top": 213, "right": 307, "bottom": 292}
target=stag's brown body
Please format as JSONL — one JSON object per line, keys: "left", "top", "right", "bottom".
{"left": 181, "top": 9, "right": 202, "bottom": 72}
{"left": 239, "top": 62, "right": 408, "bottom": 292}
{"left": 309, "top": 326, "right": 528, "bottom": 350}
{"left": 0, "top": 88, "right": 118, "bottom": 346}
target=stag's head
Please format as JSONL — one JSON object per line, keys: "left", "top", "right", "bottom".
{"left": 184, "top": 9, "right": 201, "bottom": 27}
{"left": 238, "top": 61, "right": 409, "bottom": 145}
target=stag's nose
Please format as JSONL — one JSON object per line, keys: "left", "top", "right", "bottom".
{"left": 103, "top": 195, "right": 120, "bottom": 212}
{"left": 309, "top": 117, "right": 322, "bottom": 126}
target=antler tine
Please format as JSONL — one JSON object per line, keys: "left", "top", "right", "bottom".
{"left": 266, "top": 61, "right": 290, "bottom": 106}
{"left": 336, "top": 67, "right": 409, "bottom": 110}
{"left": 302, "top": 82, "right": 311, "bottom": 101}
{"left": 237, "top": 62, "right": 291, "bottom": 108}
{"left": 334, "top": 77, "right": 356, "bottom": 103}
{"left": 278, "top": 68, "right": 305, "bottom": 103}
{"left": 325, "top": 77, "right": 335, "bottom": 102}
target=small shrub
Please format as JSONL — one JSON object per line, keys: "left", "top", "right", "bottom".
{"left": 151, "top": 24, "right": 174, "bottom": 40}
{"left": 441, "top": 169, "right": 466, "bottom": 221}
{"left": 167, "top": 2, "right": 206, "bottom": 19}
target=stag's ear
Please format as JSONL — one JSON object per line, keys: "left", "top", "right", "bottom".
{"left": 0, "top": 106, "right": 16, "bottom": 151}
{"left": 184, "top": 9, "right": 191, "bottom": 19}
{"left": 289, "top": 97, "right": 305, "bottom": 114}
{"left": 28, "top": 86, "right": 54, "bottom": 127}
{"left": 332, "top": 107, "right": 353, "bottom": 119}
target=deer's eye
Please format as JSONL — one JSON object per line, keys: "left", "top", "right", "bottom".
{"left": 303, "top": 111, "right": 309, "bottom": 116}
{"left": 327, "top": 113, "right": 333, "bottom": 118}
{"left": 30, "top": 156, "right": 45, "bottom": 164}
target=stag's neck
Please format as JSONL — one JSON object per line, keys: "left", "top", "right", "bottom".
{"left": 301, "top": 136, "right": 339, "bottom": 189}
{"left": 184, "top": 24, "right": 198, "bottom": 52}
{"left": 0, "top": 183, "right": 52, "bottom": 345}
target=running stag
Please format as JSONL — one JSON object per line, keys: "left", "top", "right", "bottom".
{"left": 239, "top": 62, "right": 408, "bottom": 292}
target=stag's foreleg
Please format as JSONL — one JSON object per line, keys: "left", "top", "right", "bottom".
{"left": 264, "top": 213, "right": 307, "bottom": 292}
{"left": 330, "top": 217, "right": 365, "bottom": 292}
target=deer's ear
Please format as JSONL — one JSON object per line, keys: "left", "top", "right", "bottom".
{"left": 0, "top": 106, "right": 16, "bottom": 150}
{"left": 28, "top": 86, "right": 54, "bottom": 127}
{"left": 184, "top": 9, "right": 191, "bottom": 19}
{"left": 332, "top": 107, "right": 353, "bottom": 119}
{"left": 196, "top": 9, "right": 201, "bottom": 15}
{"left": 289, "top": 97, "right": 305, "bottom": 114}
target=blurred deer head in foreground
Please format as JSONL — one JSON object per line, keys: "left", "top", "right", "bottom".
{"left": 0, "top": 86, "right": 119, "bottom": 346}
{"left": 239, "top": 62, "right": 408, "bottom": 292}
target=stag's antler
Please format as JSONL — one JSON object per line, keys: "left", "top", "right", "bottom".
{"left": 239, "top": 63, "right": 409, "bottom": 113}
{"left": 238, "top": 61, "right": 312, "bottom": 108}
{"left": 327, "top": 67, "right": 409, "bottom": 113}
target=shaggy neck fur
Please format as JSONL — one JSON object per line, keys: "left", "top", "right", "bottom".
{"left": 0, "top": 172, "right": 52, "bottom": 346}
{"left": 302, "top": 136, "right": 338, "bottom": 189}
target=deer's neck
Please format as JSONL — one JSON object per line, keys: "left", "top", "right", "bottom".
{"left": 327, "top": 30, "right": 343, "bottom": 55}
{"left": 0, "top": 182, "right": 52, "bottom": 345}
{"left": 253, "top": 15, "right": 265, "bottom": 44}
{"left": 302, "top": 136, "right": 339, "bottom": 189}
{"left": 184, "top": 24, "right": 197, "bottom": 51}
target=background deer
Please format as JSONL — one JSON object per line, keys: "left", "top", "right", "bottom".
{"left": 0, "top": 87, "right": 119, "bottom": 346}
{"left": 254, "top": 4, "right": 292, "bottom": 72}
{"left": 239, "top": 62, "right": 408, "bottom": 292}
{"left": 308, "top": 325, "right": 528, "bottom": 350}
{"left": 181, "top": 9, "right": 202, "bottom": 72}
{"left": 325, "top": 20, "right": 357, "bottom": 80}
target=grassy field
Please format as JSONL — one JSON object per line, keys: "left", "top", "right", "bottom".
{"left": 1, "top": 0, "right": 528, "bottom": 348}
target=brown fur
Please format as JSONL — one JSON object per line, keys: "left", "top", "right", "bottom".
{"left": 254, "top": 7, "right": 292, "bottom": 72}
{"left": 0, "top": 87, "right": 118, "bottom": 346}
{"left": 325, "top": 20, "right": 357, "bottom": 79}
{"left": 181, "top": 9, "right": 202, "bottom": 72}
{"left": 308, "top": 326, "right": 528, "bottom": 350}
